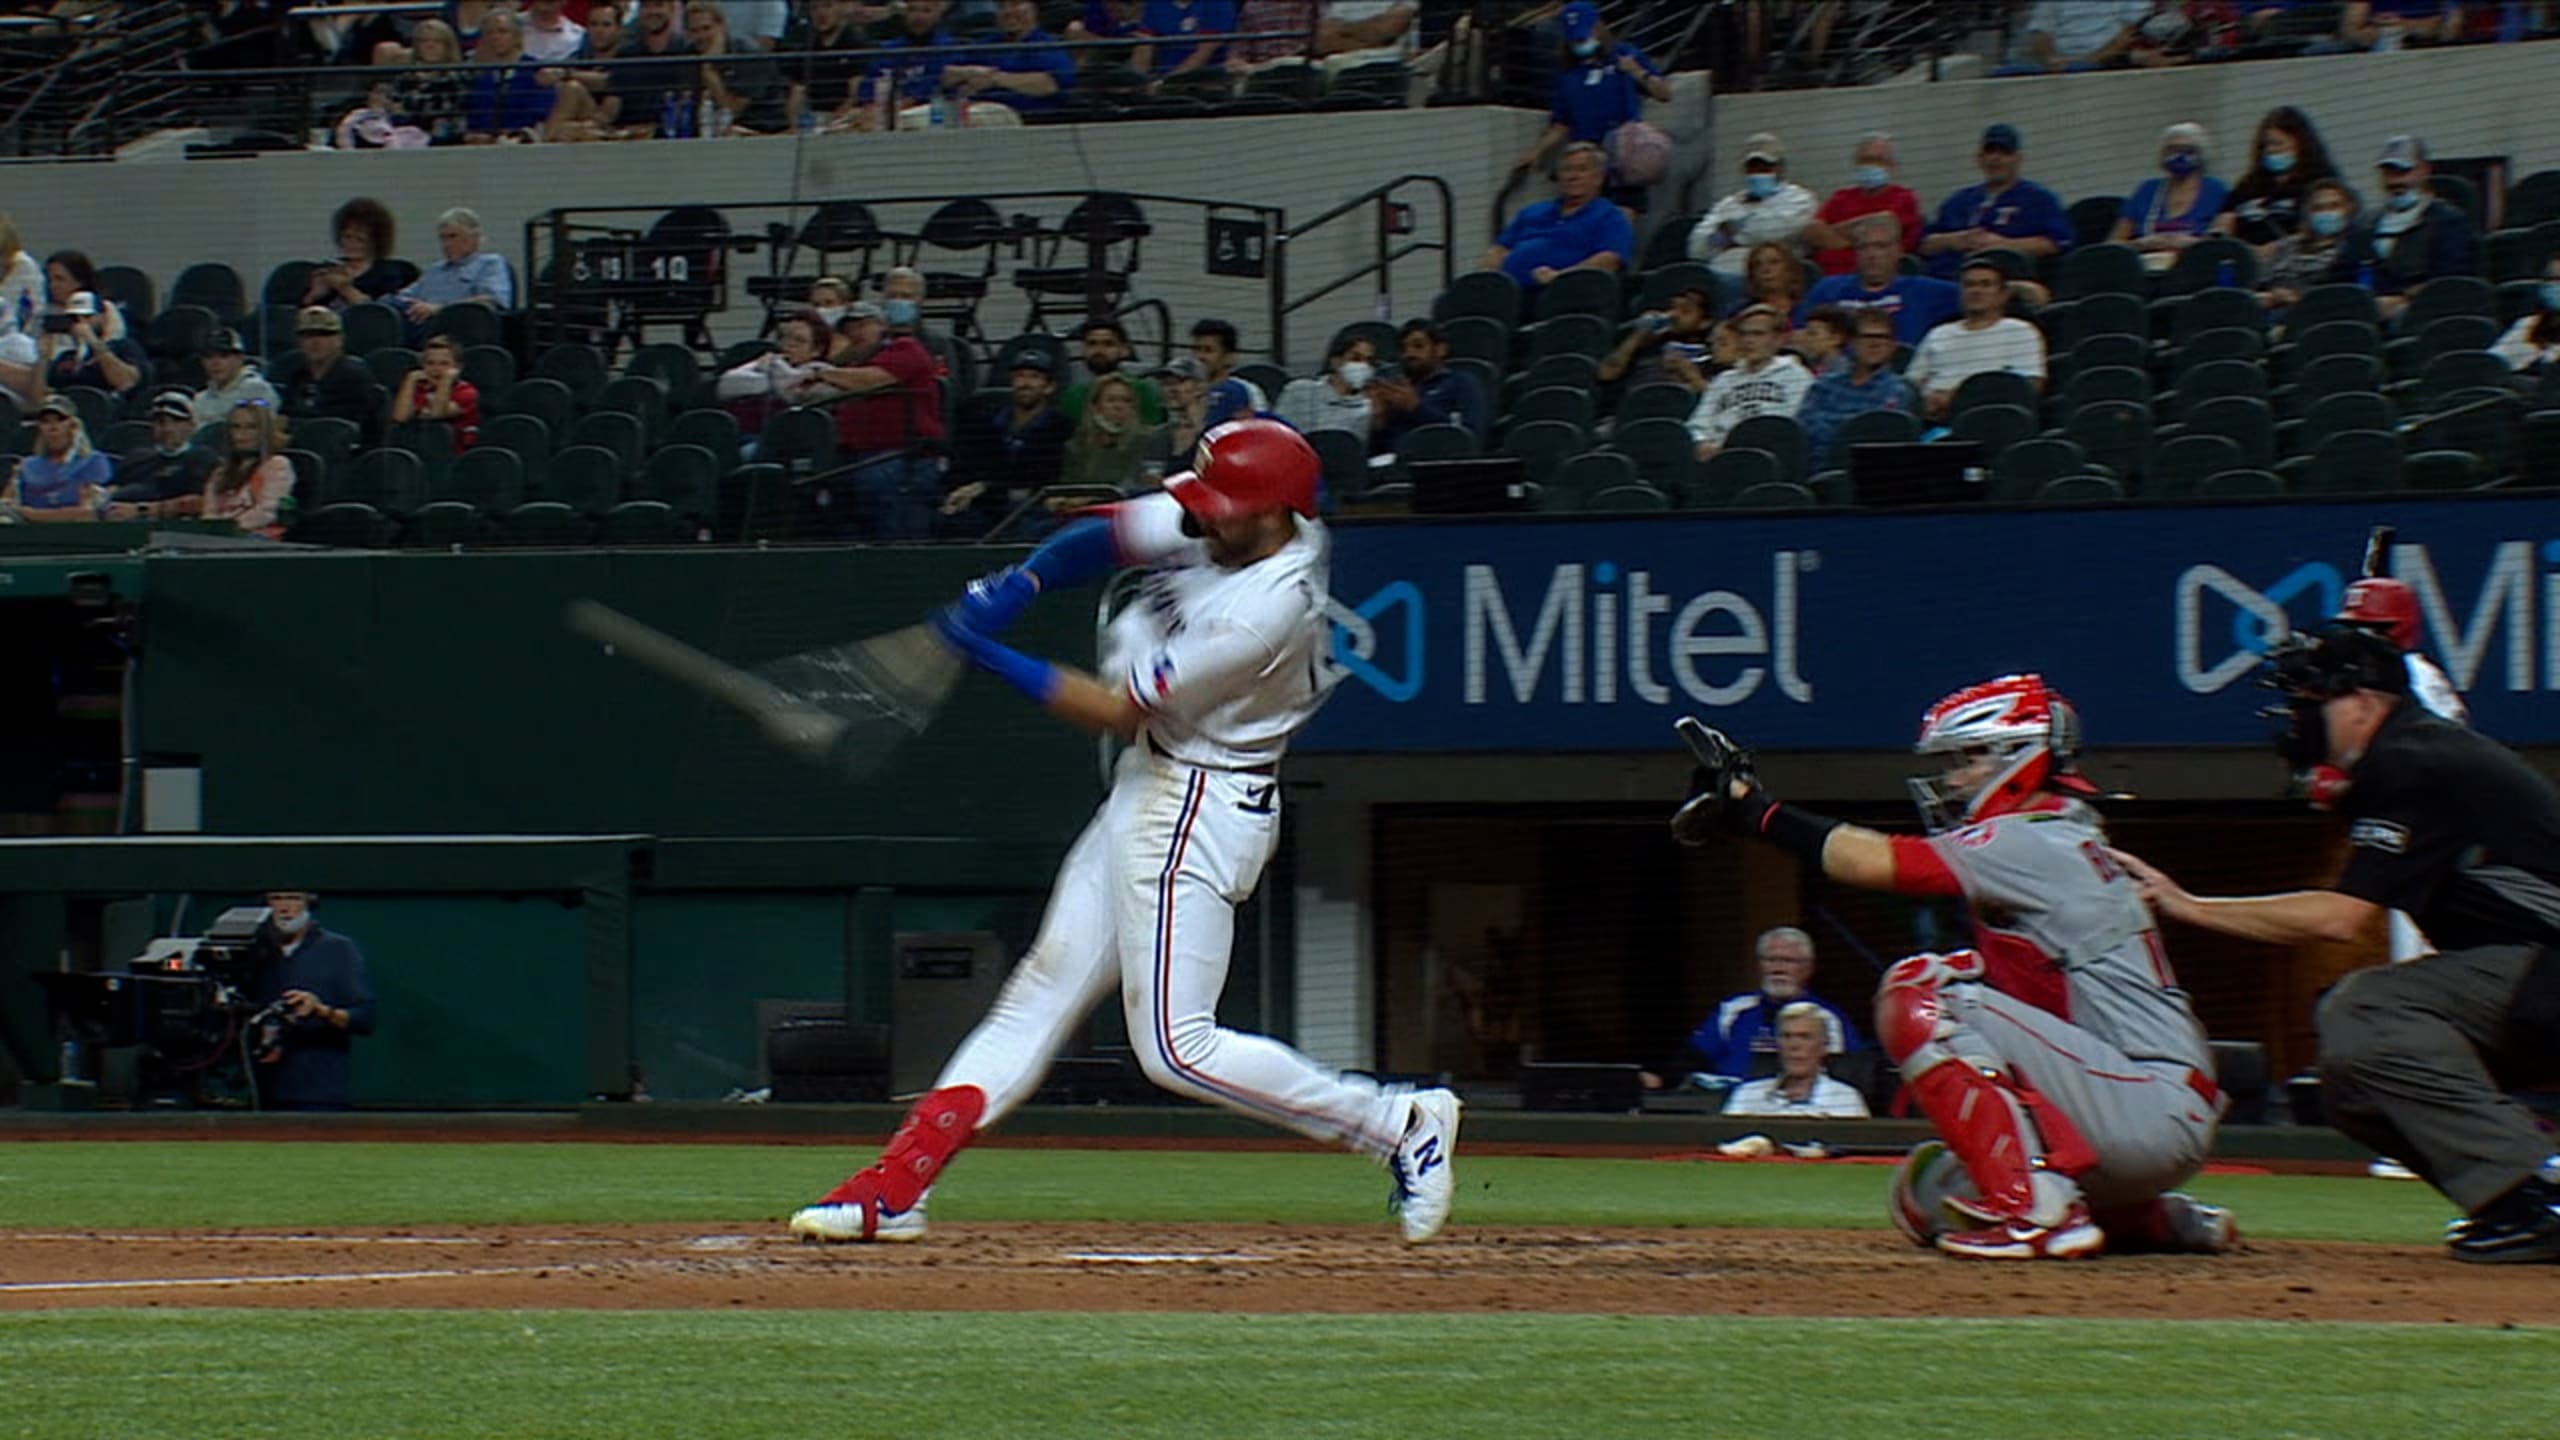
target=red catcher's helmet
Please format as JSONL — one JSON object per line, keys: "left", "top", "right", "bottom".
{"left": 2335, "top": 577, "right": 2421, "bottom": 651}
{"left": 1166, "top": 419, "right": 1320, "bottom": 523}
{"left": 1908, "top": 674, "right": 2101, "bottom": 832}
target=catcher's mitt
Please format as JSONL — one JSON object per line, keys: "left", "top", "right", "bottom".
{"left": 1669, "top": 717, "right": 1764, "bottom": 846}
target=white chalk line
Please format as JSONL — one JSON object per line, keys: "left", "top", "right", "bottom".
{"left": 1060, "top": 1251, "right": 1272, "bottom": 1265}
{"left": 5, "top": 1232, "right": 756, "bottom": 1249}
{"left": 0, "top": 1265, "right": 571, "bottom": 1294}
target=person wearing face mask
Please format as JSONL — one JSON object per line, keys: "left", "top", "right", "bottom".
{"left": 806, "top": 276, "right": 855, "bottom": 350}
{"left": 247, "top": 891, "right": 377, "bottom": 1112}
{"left": 2492, "top": 257, "right": 2560, "bottom": 375}
{"left": 2216, "top": 106, "right": 2339, "bottom": 252}
{"left": 1275, "top": 334, "right": 1381, "bottom": 443}
{"left": 2328, "top": 135, "right": 2480, "bottom": 323}
{"left": 1511, "top": 2, "right": 1670, "bottom": 209}
{"left": 104, "top": 392, "right": 218, "bottom": 520}
{"left": 2259, "top": 179, "right": 2360, "bottom": 314}
{"left": 1688, "top": 133, "right": 1818, "bottom": 280}
{"left": 1804, "top": 132, "right": 1923, "bottom": 277}
{"left": 2110, "top": 122, "right": 2230, "bottom": 265}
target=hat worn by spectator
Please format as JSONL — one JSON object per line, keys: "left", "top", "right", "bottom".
{"left": 1980, "top": 123, "right": 2022, "bottom": 152}
{"left": 203, "top": 328, "right": 246, "bottom": 355}
{"left": 63, "top": 291, "right": 99, "bottom": 318}
{"left": 1742, "top": 132, "right": 1785, "bottom": 167}
{"left": 296, "top": 306, "right": 343, "bottom": 335}
{"left": 1008, "top": 350, "right": 1054, "bottom": 375}
{"left": 149, "top": 392, "right": 196, "bottom": 421}
{"left": 34, "top": 395, "right": 78, "bottom": 421}
{"left": 1559, "top": 2, "right": 1599, "bottom": 42}
{"left": 1155, "top": 355, "right": 1208, "bottom": 382}
{"left": 836, "top": 300, "right": 885, "bottom": 326}
{"left": 2376, "top": 134, "right": 2427, "bottom": 170}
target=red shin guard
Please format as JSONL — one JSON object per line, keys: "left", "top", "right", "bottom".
{"left": 819, "top": 1084, "right": 987, "bottom": 1212}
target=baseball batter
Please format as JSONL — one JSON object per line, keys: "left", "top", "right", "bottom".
{"left": 789, "top": 419, "right": 1461, "bottom": 1245}
{"left": 1674, "top": 676, "right": 2234, "bottom": 1260}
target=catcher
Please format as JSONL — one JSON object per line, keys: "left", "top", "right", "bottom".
{"left": 1673, "top": 675, "right": 2235, "bottom": 1260}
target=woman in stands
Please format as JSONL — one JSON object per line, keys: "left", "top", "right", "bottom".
{"left": 0, "top": 216, "right": 40, "bottom": 337}
{"left": 1059, "top": 374, "right": 1173, "bottom": 493}
{"left": 1275, "top": 335, "right": 1379, "bottom": 442}
{"left": 198, "top": 403, "right": 296, "bottom": 540}
{"left": 716, "top": 311, "right": 840, "bottom": 446}
{"left": 389, "top": 20, "right": 472, "bottom": 146}
{"left": 2258, "top": 179, "right": 2359, "bottom": 315}
{"left": 2493, "top": 255, "right": 2560, "bottom": 376}
{"left": 2110, "top": 122, "right": 2229, "bottom": 267}
{"left": 304, "top": 198, "right": 406, "bottom": 310}
{"left": 2216, "top": 106, "right": 2338, "bottom": 252}
{"left": 41, "top": 250, "right": 126, "bottom": 344}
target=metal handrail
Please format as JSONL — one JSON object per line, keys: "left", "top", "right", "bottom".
{"left": 1273, "top": 173, "right": 1454, "bottom": 364}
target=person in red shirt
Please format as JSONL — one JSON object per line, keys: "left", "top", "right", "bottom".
{"left": 1803, "top": 132, "right": 1924, "bottom": 277}
{"left": 814, "top": 300, "right": 946, "bottom": 539}
{"left": 389, "top": 336, "right": 479, "bottom": 451}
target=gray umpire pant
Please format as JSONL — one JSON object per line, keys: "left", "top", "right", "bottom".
{"left": 2315, "top": 943, "right": 2560, "bottom": 1214}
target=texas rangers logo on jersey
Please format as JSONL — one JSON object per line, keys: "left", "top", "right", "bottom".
{"left": 1146, "top": 651, "right": 1178, "bottom": 702}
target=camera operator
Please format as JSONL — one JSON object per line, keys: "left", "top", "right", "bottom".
{"left": 249, "top": 890, "right": 376, "bottom": 1111}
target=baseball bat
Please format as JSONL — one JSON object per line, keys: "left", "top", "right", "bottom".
{"left": 2361, "top": 524, "right": 2396, "bottom": 580}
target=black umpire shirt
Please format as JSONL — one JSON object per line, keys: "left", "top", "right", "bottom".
{"left": 2334, "top": 703, "right": 2560, "bottom": 952}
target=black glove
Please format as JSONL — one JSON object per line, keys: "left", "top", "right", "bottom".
{"left": 1669, "top": 718, "right": 1773, "bottom": 846}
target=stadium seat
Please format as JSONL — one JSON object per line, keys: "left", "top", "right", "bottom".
{"left": 1534, "top": 268, "right": 1620, "bottom": 323}
{"left": 1585, "top": 480, "right": 1670, "bottom": 512}
{"left": 628, "top": 344, "right": 701, "bottom": 407}
{"left": 567, "top": 410, "right": 644, "bottom": 475}
{"left": 1724, "top": 414, "right": 1808, "bottom": 484}
{"left": 337, "top": 448, "right": 425, "bottom": 514}
{"left": 545, "top": 445, "right": 626, "bottom": 516}
{"left": 2062, "top": 364, "right": 2152, "bottom": 417}
{"left": 633, "top": 443, "right": 721, "bottom": 518}
{"left": 1394, "top": 423, "right": 1478, "bottom": 464}
{"left": 2484, "top": 228, "right": 2554, "bottom": 283}
{"left": 2171, "top": 359, "right": 2268, "bottom": 419}
{"left": 403, "top": 499, "right": 488, "bottom": 547}
{"left": 722, "top": 461, "right": 795, "bottom": 541}
{"left": 1635, "top": 262, "right": 1718, "bottom": 316}
{"left": 1433, "top": 271, "right": 1523, "bottom": 330}
{"left": 1507, "top": 385, "right": 1594, "bottom": 434}
{"left": 2183, "top": 395, "right": 2277, "bottom": 470}
{"left": 1806, "top": 467, "right": 1850, "bottom": 505}
{"left": 758, "top": 407, "right": 837, "bottom": 482}
{"left": 2057, "top": 243, "right": 2147, "bottom": 301}
{"left": 1439, "top": 315, "right": 1511, "bottom": 369}
{"left": 1989, "top": 437, "right": 2087, "bottom": 502}
{"left": 292, "top": 414, "right": 363, "bottom": 474}
{"left": 1528, "top": 313, "right": 1614, "bottom": 363}
{"left": 365, "top": 346, "right": 419, "bottom": 391}
{"left": 603, "top": 498, "right": 698, "bottom": 544}
{"left": 2145, "top": 433, "right": 2246, "bottom": 499}
{"left": 441, "top": 445, "right": 525, "bottom": 513}
{"left": 2198, "top": 468, "right": 2284, "bottom": 499}
{"left": 2066, "top": 195, "right": 2123, "bottom": 250}
{"left": 477, "top": 413, "right": 553, "bottom": 482}
{"left": 1500, "top": 419, "right": 1586, "bottom": 488}
{"left": 894, "top": 198, "right": 1007, "bottom": 347}
{"left": 2410, "top": 314, "right": 2504, "bottom": 368}
{"left": 169, "top": 262, "right": 245, "bottom": 323}
{"left": 668, "top": 408, "right": 743, "bottom": 474}
{"left": 1829, "top": 407, "right": 1919, "bottom": 469}
{"left": 534, "top": 344, "right": 611, "bottom": 406}
{"left": 2298, "top": 390, "right": 2397, "bottom": 452}
{"left": 2508, "top": 169, "right": 2560, "bottom": 229}
{"left": 1235, "top": 362, "right": 1292, "bottom": 399}
{"left": 1949, "top": 402, "right": 2037, "bottom": 461}
{"left": 1691, "top": 448, "right": 1778, "bottom": 507}
{"left": 2285, "top": 284, "right": 2381, "bottom": 337}
{"left": 2169, "top": 287, "right": 2264, "bottom": 346}
{"left": 2519, "top": 410, "right": 2560, "bottom": 488}
{"left": 384, "top": 421, "right": 457, "bottom": 494}
{"left": 2429, "top": 172, "right": 2483, "bottom": 227}
{"left": 2498, "top": 278, "right": 2548, "bottom": 326}
{"left": 1617, "top": 383, "right": 1698, "bottom": 427}
{"left": 2404, "top": 449, "right": 2485, "bottom": 491}
{"left": 1448, "top": 357, "right": 1501, "bottom": 410}
{"left": 144, "top": 304, "right": 218, "bottom": 365}
{"left": 425, "top": 303, "right": 499, "bottom": 349}
{"left": 98, "top": 418, "right": 150, "bottom": 456}
{"left": 2172, "top": 326, "right": 2265, "bottom": 374}
{"left": 1307, "top": 428, "right": 1369, "bottom": 497}
{"left": 340, "top": 301, "right": 405, "bottom": 357}
{"left": 2290, "top": 351, "right": 2386, "bottom": 414}
{"left": 596, "top": 375, "right": 671, "bottom": 445}
{"left": 500, "top": 501, "right": 586, "bottom": 546}
{"left": 2302, "top": 429, "right": 2405, "bottom": 493}
{"left": 1948, "top": 370, "right": 2038, "bottom": 422}
{"left": 1541, "top": 449, "right": 1629, "bottom": 508}
{"left": 1642, "top": 213, "right": 1703, "bottom": 271}
{"left": 95, "top": 264, "right": 157, "bottom": 330}
{"left": 2070, "top": 291, "right": 2149, "bottom": 343}
{"left": 1726, "top": 479, "right": 1816, "bottom": 510}
{"left": 1606, "top": 416, "right": 1699, "bottom": 495}
{"left": 259, "top": 260, "right": 313, "bottom": 312}
{"left": 295, "top": 501, "right": 392, "bottom": 547}
{"left": 1013, "top": 193, "right": 1150, "bottom": 333}
{"left": 2070, "top": 332, "right": 2150, "bottom": 375}
{"left": 2403, "top": 276, "right": 2496, "bottom": 331}
{"left": 1510, "top": 352, "right": 1600, "bottom": 398}
{"left": 2033, "top": 474, "right": 2123, "bottom": 504}
{"left": 462, "top": 345, "right": 516, "bottom": 397}
{"left": 2161, "top": 239, "right": 2259, "bottom": 297}
{"left": 2404, "top": 393, "right": 2520, "bottom": 476}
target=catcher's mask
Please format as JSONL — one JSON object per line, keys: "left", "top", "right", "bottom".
{"left": 2257, "top": 626, "right": 2407, "bottom": 772}
{"left": 1908, "top": 674, "right": 2098, "bottom": 833}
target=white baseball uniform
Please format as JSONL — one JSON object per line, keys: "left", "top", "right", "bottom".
{"left": 2390, "top": 651, "right": 2466, "bottom": 962}
{"left": 929, "top": 493, "right": 1411, "bottom": 1157}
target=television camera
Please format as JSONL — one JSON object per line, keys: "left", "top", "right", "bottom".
{"left": 36, "top": 906, "right": 285, "bottom": 1107}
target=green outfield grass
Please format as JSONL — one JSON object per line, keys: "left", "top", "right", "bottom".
{"left": 1, "top": 1312, "right": 2551, "bottom": 1440}
{"left": 0, "top": 1141, "right": 2468, "bottom": 1243}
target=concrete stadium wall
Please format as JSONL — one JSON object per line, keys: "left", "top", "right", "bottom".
{"left": 0, "top": 107, "right": 1542, "bottom": 365}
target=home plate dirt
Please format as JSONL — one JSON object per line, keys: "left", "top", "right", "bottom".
{"left": 3, "top": 1224, "right": 2551, "bottom": 1323}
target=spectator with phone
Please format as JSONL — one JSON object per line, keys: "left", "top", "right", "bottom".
{"left": 40, "top": 287, "right": 147, "bottom": 402}
{"left": 2, "top": 395, "right": 112, "bottom": 524}
{"left": 303, "top": 197, "right": 406, "bottom": 312}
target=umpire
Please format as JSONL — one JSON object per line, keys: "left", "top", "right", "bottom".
{"left": 2113, "top": 626, "right": 2560, "bottom": 1264}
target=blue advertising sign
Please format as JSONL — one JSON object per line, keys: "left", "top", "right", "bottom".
{"left": 1302, "top": 497, "right": 2560, "bottom": 752}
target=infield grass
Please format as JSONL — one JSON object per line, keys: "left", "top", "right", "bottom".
{"left": 1, "top": 1311, "right": 2551, "bottom": 1440}
{"left": 0, "top": 1141, "right": 2469, "bottom": 1243}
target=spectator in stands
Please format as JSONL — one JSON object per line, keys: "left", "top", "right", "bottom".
{"left": 686, "top": 1, "right": 788, "bottom": 133}
{"left": 878, "top": 266, "right": 933, "bottom": 347}
{"left": 304, "top": 197, "right": 405, "bottom": 311}
{"left": 1599, "top": 285, "right": 1717, "bottom": 393}
{"left": 2125, "top": 0, "right": 2246, "bottom": 65}
{"left": 2260, "top": 178, "right": 2359, "bottom": 313}
{"left": 2216, "top": 105, "right": 2339, "bottom": 252}
{"left": 1139, "top": 0, "right": 1240, "bottom": 84}
{"left": 2110, "top": 121, "right": 2230, "bottom": 268}
{"left": 1688, "top": 133, "right": 1819, "bottom": 279}
{"left": 1687, "top": 304, "right": 1811, "bottom": 462}
{"left": 1719, "top": 1002, "right": 1873, "bottom": 1120}
{"left": 1800, "top": 213, "right": 1961, "bottom": 347}
{"left": 860, "top": 0, "right": 962, "bottom": 114}
{"left": 944, "top": 0, "right": 1077, "bottom": 115}
{"left": 1803, "top": 132, "right": 1922, "bottom": 277}
{"left": 40, "top": 250, "right": 125, "bottom": 344}
{"left": 1275, "top": 335, "right": 1378, "bottom": 440}
{"left": 811, "top": 300, "right": 946, "bottom": 540}
{"left": 616, "top": 0, "right": 700, "bottom": 135}
{"left": 386, "top": 20, "right": 471, "bottom": 146}
{"left": 2330, "top": 135, "right": 2480, "bottom": 323}
{"left": 192, "top": 328, "right": 280, "bottom": 431}
{"left": 946, "top": 348, "right": 1072, "bottom": 533}
{"left": 1061, "top": 317, "right": 1165, "bottom": 426}
{"left": 1068, "top": 0, "right": 1154, "bottom": 75}
{"left": 1481, "top": 143, "right": 1633, "bottom": 295}
{"left": 1154, "top": 354, "right": 1212, "bottom": 456}
{"left": 2001, "top": 0, "right": 2147, "bottom": 72}
{"left": 1189, "top": 318, "right": 1268, "bottom": 422}
{"left": 807, "top": 276, "right": 856, "bottom": 347}
{"left": 1225, "top": 0, "right": 1320, "bottom": 79}
{"left": 279, "top": 307, "right": 379, "bottom": 439}
{"left": 1790, "top": 305, "right": 1851, "bottom": 376}
{"left": 1796, "top": 308, "right": 1919, "bottom": 465}
{"left": 2, "top": 395, "right": 110, "bottom": 524}
{"left": 0, "top": 216, "right": 43, "bottom": 335}
{"left": 200, "top": 403, "right": 296, "bottom": 540}
{"left": 1315, "top": 0, "right": 1418, "bottom": 75}
{"left": 2335, "top": 0, "right": 2461, "bottom": 50}
{"left": 1373, "top": 319, "right": 1490, "bottom": 448}
{"left": 390, "top": 337, "right": 481, "bottom": 451}
{"left": 104, "top": 393, "right": 218, "bottom": 521}
{"left": 463, "top": 8, "right": 568, "bottom": 140}
{"left": 39, "top": 289, "right": 145, "bottom": 402}
{"left": 0, "top": 329, "right": 40, "bottom": 414}
{"left": 717, "top": 311, "right": 839, "bottom": 441}
{"left": 1904, "top": 257, "right": 2049, "bottom": 422}
{"left": 450, "top": 0, "right": 496, "bottom": 52}
{"left": 1511, "top": 3, "right": 1669, "bottom": 210}
{"left": 1921, "top": 123, "right": 2073, "bottom": 280}
{"left": 1061, "top": 373, "right": 1176, "bottom": 492}
{"left": 390, "top": 207, "right": 514, "bottom": 333}
{"left": 1640, "top": 925, "right": 1862, "bottom": 1088}
{"left": 1732, "top": 241, "right": 1809, "bottom": 321}
{"left": 522, "top": 0, "right": 589, "bottom": 61}
{"left": 2493, "top": 255, "right": 2560, "bottom": 374}
{"left": 723, "top": 0, "right": 797, "bottom": 52}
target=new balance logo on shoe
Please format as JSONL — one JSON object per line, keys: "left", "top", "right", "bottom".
{"left": 1411, "top": 1137, "right": 1443, "bottom": 1176}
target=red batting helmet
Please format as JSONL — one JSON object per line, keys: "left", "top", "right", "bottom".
{"left": 1166, "top": 419, "right": 1320, "bottom": 522}
{"left": 1908, "top": 674, "right": 2101, "bottom": 832}
{"left": 2335, "top": 577, "right": 2421, "bottom": 651}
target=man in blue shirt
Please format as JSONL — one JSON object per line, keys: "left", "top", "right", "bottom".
{"left": 1513, "top": 1, "right": 1669, "bottom": 179}
{"left": 1141, "top": 0, "right": 1236, "bottom": 79}
{"left": 863, "top": 0, "right": 963, "bottom": 108}
{"left": 1796, "top": 308, "right": 1922, "bottom": 470}
{"left": 249, "top": 890, "right": 378, "bottom": 1112}
{"left": 1921, "top": 123, "right": 2073, "bottom": 280}
{"left": 2329, "top": 133, "right": 2480, "bottom": 323}
{"left": 391, "top": 207, "right": 515, "bottom": 330}
{"left": 945, "top": 0, "right": 1076, "bottom": 115}
{"left": 1371, "top": 319, "right": 1491, "bottom": 452}
{"left": 1653, "top": 925, "right": 1865, "bottom": 1086}
{"left": 1800, "top": 213, "right": 1962, "bottom": 345}
{"left": 1188, "top": 318, "right": 1266, "bottom": 424}
{"left": 1482, "top": 142, "right": 1633, "bottom": 293}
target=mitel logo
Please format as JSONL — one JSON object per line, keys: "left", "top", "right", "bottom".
{"left": 1324, "top": 581, "right": 1424, "bottom": 702}
{"left": 2177, "top": 541, "right": 2560, "bottom": 695}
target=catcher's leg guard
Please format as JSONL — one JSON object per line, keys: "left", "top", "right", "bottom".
{"left": 1877, "top": 951, "right": 2087, "bottom": 1227}
{"left": 816, "top": 1084, "right": 988, "bottom": 1218}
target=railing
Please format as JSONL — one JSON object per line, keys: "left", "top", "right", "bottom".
{"left": 0, "top": 2, "right": 198, "bottom": 159}
{"left": 1274, "top": 175, "right": 1454, "bottom": 365}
